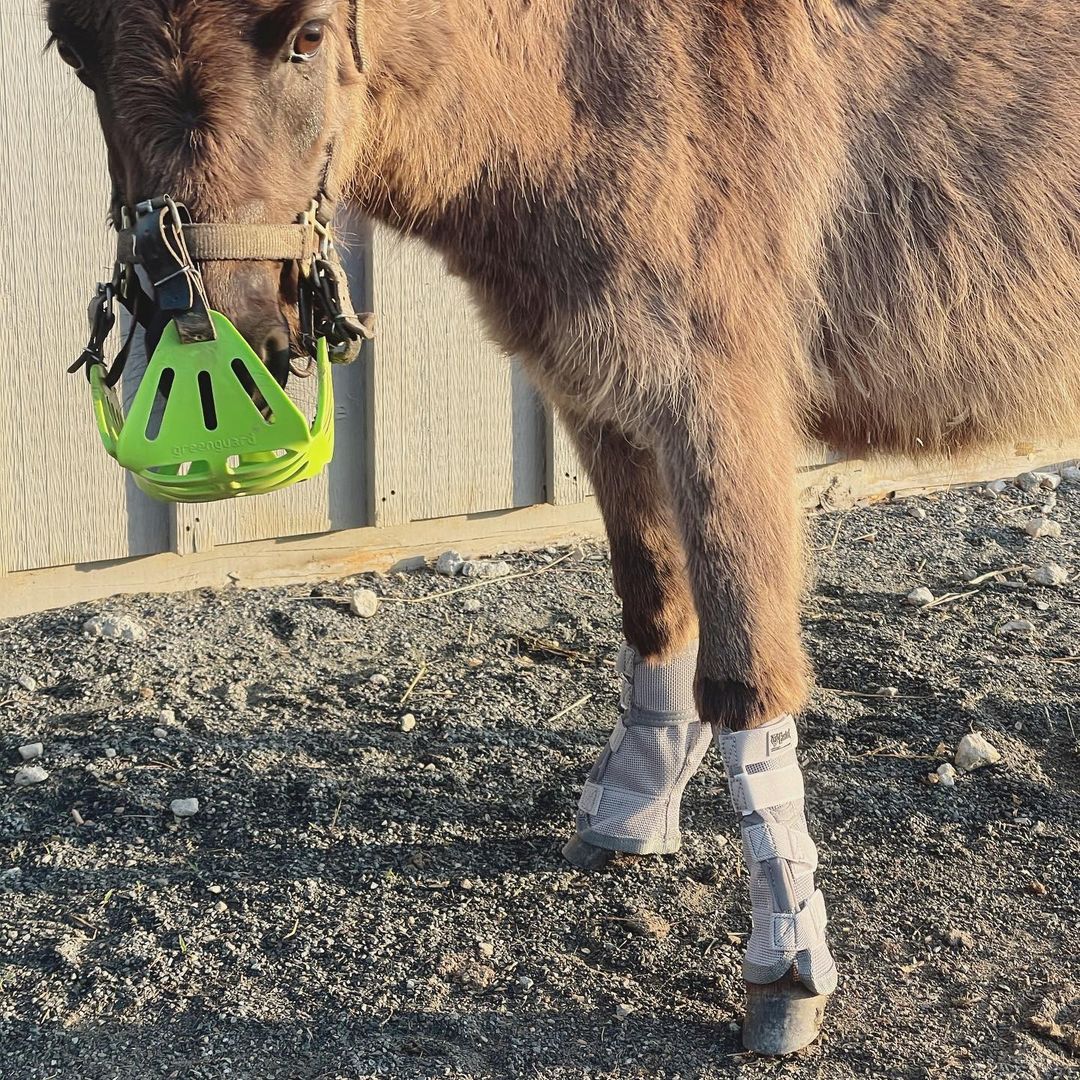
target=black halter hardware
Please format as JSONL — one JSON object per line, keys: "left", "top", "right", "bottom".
{"left": 71, "top": 194, "right": 373, "bottom": 386}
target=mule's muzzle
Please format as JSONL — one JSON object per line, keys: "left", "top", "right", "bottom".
{"left": 71, "top": 195, "right": 374, "bottom": 503}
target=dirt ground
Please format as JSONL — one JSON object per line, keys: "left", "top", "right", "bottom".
{"left": 2, "top": 478, "right": 1079, "bottom": 1080}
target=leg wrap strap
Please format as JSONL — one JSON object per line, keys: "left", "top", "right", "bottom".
{"left": 574, "top": 641, "right": 710, "bottom": 855}
{"left": 718, "top": 715, "right": 837, "bottom": 995}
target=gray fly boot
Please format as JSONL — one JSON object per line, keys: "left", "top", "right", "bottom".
{"left": 717, "top": 714, "right": 837, "bottom": 1055}
{"left": 563, "top": 640, "right": 711, "bottom": 868}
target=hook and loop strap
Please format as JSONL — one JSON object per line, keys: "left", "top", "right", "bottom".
{"left": 116, "top": 223, "right": 318, "bottom": 264}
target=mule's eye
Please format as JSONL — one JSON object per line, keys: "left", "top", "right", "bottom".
{"left": 55, "top": 39, "right": 85, "bottom": 72}
{"left": 290, "top": 21, "right": 325, "bottom": 61}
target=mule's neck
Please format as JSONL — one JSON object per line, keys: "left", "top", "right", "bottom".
{"left": 353, "top": 0, "right": 576, "bottom": 230}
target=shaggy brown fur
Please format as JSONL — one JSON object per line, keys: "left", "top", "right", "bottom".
{"left": 47, "top": 0, "right": 1080, "bottom": 730}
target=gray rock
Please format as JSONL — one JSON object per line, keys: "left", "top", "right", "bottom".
{"left": 104, "top": 748, "right": 118, "bottom": 760}
{"left": 82, "top": 615, "right": 148, "bottom": 643}
{"left": 370, "top": 673, "right": 389, "bottom": 687}
{"left": 17, "top": 743, "right": 43, "bottom": 762}
{"left": 348, "top": 588, "right": 380, "bottom": 619}
{"left": 461, "top": 559, "right": 512, "bottom": 580}
{"left": 905, "top": 587, "right": 935, "bottom": 607}
{"left": 1026, "top": 562, "right": 1068, "bottom": 587}
{"left": 936, "top": 763, "right": 957, "bottom": 788}
{"left": 907, "top": 505, "right": 928, "bottom": 520}
{"left": 399, "top": 713, "right": 417, "bottom": 733}
{"left": 170, "top": 798, "right": 200, "bottom": 818}
{"left": 1015, "top": 472, "right": 1042, "bottom": 493}
{"left": 435, "top": 550, "right": 465, "bottom": 576}
{"left": 152, "top": 727, "right": 169, "bottom": 740}
{"left": 986, "top": 479, "right": 1010, "bottom": 495}
{"left": 945, "top": 928, "right": 974, "bottom": 950}
{"left": 14, "top": 766, "right": 49, "bottom": 787}
{"left": 615, "top": 1003, "right": 636, "bottom": 1020}
{"left": 517, "top": 975, "right": 535, "bottom": 991}
{"left": 1025, "top": 517, "right": 1063, "bottom": 539}
{"left": 955, "top": 733, "right": 1002, "bottom": 771}
{"left": 159, "top": 708, "right": 176, "bottom": 726}
{"left": 1061, "top": 465, "right": 1080, "bottom": 483}
{"left": 463, "top": 597, "right": 483, "bottom": 614}
{"left": 17, "top": 675, "right": 37, "bottom": 693}
{"left": 998, "top": 618, "right": 1035, "bottom": 636}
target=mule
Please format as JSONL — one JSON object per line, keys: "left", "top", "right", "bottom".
{"left": 45, "top": 0, "right": 1080, "bottom": 1055}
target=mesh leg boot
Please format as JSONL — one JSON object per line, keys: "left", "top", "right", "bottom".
{"left": 717, "top": 715, "right": 837, "bottom": 998}
{"left": 573, "top": 640, "right": 711, "bottom": 855}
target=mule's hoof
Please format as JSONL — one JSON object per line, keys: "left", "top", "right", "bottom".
{"left": 561, "top": 835, "right": 615, "bottom": 871}
{"left": 742, "top": 973, "right": 829, "bottom": 1056}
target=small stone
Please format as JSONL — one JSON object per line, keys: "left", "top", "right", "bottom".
{"left": 978, "top": 486, "right": 998, "bottom": 500}
{"left": 460, "top": 559, "right": 512, "bottom": 580}
{"left": 1040, "top": 473, "right": 1062, "bottom": 491}
{"left": 1026, "top": 563, "right": 1068, "bottom": 587}
{"left": 877, "top": 687, "right": 899, "bottom": 699}
{"left": 14, "top": 766, "right": 49, "bottom": 786}
{"left": 214, "top": 901, "right": 228, "bottom": 915}
{"left": 905, "top": 587, "right": 935, "bottom": 608}
{"left": 17, "top": 675, "right": 37, "bottom": 693}
{"left": 370, "top": 673, "right": 389, "bottom": 688}
{"left": 945, "top": 928, "right": 974, "bottom": 950}
{"left": 82, "top": 615, "right": 148, "bottom": 643}
{"left": 348, "top": 588, "right": 380, "bottom": 619}
{"left": 478, "top": 942, "right": 495, "bottom": 959}
{"left": 170, "top": 797, "right": 200, "bottom": 818}
{"left": 517, "top": 975, "right": 535, "bottom": 991}
{"left": 1027, "top": 880, "right": 1048, "bottom": 896}
{"left": 615, "top": 1003, "right": 636, "bottom": 1020}
{"left": 936, "top": 763, "right": 957, "bottom": 788}
{"left": 1015, "top": 471, "right": 1042, "bottom": 493}
{"left": 207, "top": 885, "right": 223, "bottom": 895}
{"left": 399, "top": 713, "right": 417, "bottom": 733}
{"left": 1062, "top": 466, "right": 1080, "bottom": 483}
{"left": 955, "top": 733, "right": 1002, "bottom": 771}
{"left": 907, "top": 505, "right": 928, "bottom": 519}
{"left": 1025, "top": 517, "right": 1062, "bottom": 539}
{"left": 159, "top": 708, "right": 176, "bottom": 725}
{"left": 998, "top": 618, "right": 1035, "bottom": 636}
{"left": 462, "top": 597, "right": 483, "bottom": 614}
{"left": 986, "top": 479, "right": 1009, "bottom": 494}
{"left": 1016, "top": 471, "right": 1059, "bottom": 493}
{"left": 153, "top": 728, "right": 168, "bottom": 740}
{"left": 435, "top": 550, "right": 465, "bottom": 576}
{"left": 70, "top": 808, "right": 85, "bottom": 827}
{"left": 104, "top": 748, "right": 118, "bottom": 760}
{"left": 17, "top": 743, "right": 43, "bottom": 762}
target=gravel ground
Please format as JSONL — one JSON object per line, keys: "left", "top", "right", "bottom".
{"left": 2, "top": 476, "right": 1079, "bottom": 1079}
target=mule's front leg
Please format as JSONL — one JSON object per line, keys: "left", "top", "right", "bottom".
{"left": 559, "top": 419, "right": 711, "bottom": 869}
{"left": 655, "top": 374, "right": 836, "bottom": 1055}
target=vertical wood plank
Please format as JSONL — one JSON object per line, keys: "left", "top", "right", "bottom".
{"left": 547, "top": 411, "right": 594, "bottom": 504}
{"left": 0, "top": 6, "right": 169, "bottom": 573}
{"left": 370, "top": 228, "right": 515, "bottom": 525}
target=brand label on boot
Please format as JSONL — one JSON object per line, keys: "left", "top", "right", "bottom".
{"left": 768, "top": 728, "right": 793, "bottom": 755}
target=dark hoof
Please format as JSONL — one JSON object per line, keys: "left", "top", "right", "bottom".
{"left": 742, "top": 973, "right": 829, "bottom": 1055}
{"left": 561, "top": 835, "right": 616, "bottom": 870}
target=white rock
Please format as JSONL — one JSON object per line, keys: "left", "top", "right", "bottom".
{"left": 517, "top": 975, "right": 535, "bottom": 991}
{"left": 615, "top": 1003, "right": 636, "bottom": 1020}
{"left": 1040, "top": 473, "right": 1062, "bottom": 491}
{"left": 82, "top": 615, "right": 148, "bottom": 643}
{"left": 461, "top": 559, "right": 512, "bottom": 580}
{"left": 153, "top": 727, "right": 169, "bottom": 740}
{"left": 1015, "top": 472, "right": 1042, "bottom": 493}
{"left": 955, "top": 733, "right": 1002, "bottom": 771}
{"left": 14, "top": 766, "right": 49, "bottom": 787}
{"left": 1026, "top": 562, "right": 1068, "bottom": 587}
{"left": 936, "top": 763, "right": 957, "bottom": 788}
{"left": 998, "top": 618, "right": 1035, "bottom": 636}
{"left": 159, "top": 708, "right": 176, "bottom": 726}
{"left": 400, "top": 713, "right": 417, "bottom": 733}
{"left": 907, "top": 505, "right": 928, "bottom": 520}
{"left": 348, "top": 588, "right": 380, "bottom": 619}
{"left": 104, "top": 748, "right": 118, "bottom": 760}
{"left": 463, "top": 597, "right": 483, "bottom": 614}
{"left": 1062, "top": 466, "right": 1080, "bottom": 483}
{"left": 905, "top": 587, "right": 935, "bottom": 607}
{"left": 17, "top": 743, "right": 43, "bottom": 762}
{"left": 17, "top": 675, "right": 37, "bottom": 693}
{"left": 170, "top": 797, "right": 200, "bottom": 818}
{"left": 435, "top": 550, "right": 465, "bottom": 576}
{"left": 478, "top": 941, "right": 495, "bottom": 959}
{"left": 986, "top": 479, "right": 1009, "bottom": 495}
{"left": 1025, "top": 517, "right": 1062, "bottom": 539}
{"left": 370, "top": 673, "right": 389, "bottom": 687}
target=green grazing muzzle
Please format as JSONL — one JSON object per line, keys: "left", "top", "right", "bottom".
{"left": 90, "top": 312, "right": 334, "bottom": 503}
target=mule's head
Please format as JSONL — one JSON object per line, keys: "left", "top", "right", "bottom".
{"left": 45, "top": 0, "right": 365, "bottom": 374}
